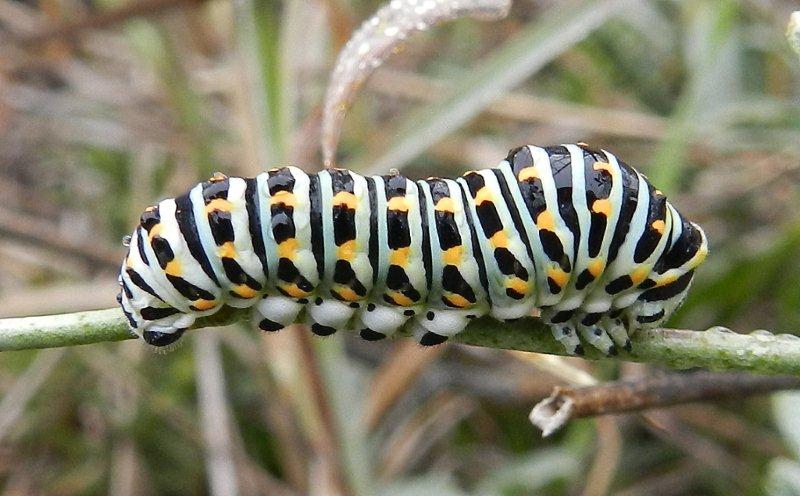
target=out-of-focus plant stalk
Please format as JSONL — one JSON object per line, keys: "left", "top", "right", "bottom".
{"left": 3, "top": 309, "right": 800, "bottom": 375}
{"left": 789, "top": 12, "right": 800, "bottom": 62}
{"left": 320, "top": 0, "right": 511, "bottom": 167}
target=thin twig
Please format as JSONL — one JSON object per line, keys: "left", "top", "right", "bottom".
{"left": 530, "top": 372, "right": 800, "bottom": 436}
{"left": 3, "top": 309, "right": 800, "bottom": 376}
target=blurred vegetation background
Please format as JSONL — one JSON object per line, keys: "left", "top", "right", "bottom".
{"left": 1, "top": 0, "right": 800, "bottom": 494}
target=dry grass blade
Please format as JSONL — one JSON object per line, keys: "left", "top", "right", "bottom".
{"left": 362, "top": 341, "right": 446, "bottom": 430}
{"left": 195, "top": 332, "right": 242, "bottom": 496}
{"left": 581, "top": 416, "right": 622, "bottom": 496}
{"left": 367, "top": 69, "right": 668, "bottom": 140}
{"left": 320, "top": 0, "right": 511, "bottom": 166}
{"left": 0, "top": 348, "right": 64, "bottom": 443}
{"left": 379, "top": 392, "right": 475, "bottom": 481}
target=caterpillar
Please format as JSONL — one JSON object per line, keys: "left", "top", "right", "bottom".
{"left": 117, "top": 143, "right": 708, "bottom": 355}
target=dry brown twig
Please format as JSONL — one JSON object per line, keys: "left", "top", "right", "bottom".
{"left": 531, "top": 371, "right": 800, "bottom": 436}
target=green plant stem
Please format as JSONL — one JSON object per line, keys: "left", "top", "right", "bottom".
{"left": 2, "top": 308, "right": 800, "bottom": 375}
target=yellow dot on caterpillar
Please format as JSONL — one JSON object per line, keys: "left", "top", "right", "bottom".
{"left": 387, "top": 291, "right": 414, "bottom": 307}
{"left": 517, "top": 167, "right": 538, "bottom": 182}
{"left": 218, "top": 241, "right": 237, "bottom": 259}
{"left": 390, "top": 247, "right": 410, "bottom": 266}
{"left": 281, "top": 283, "right": 309, "bottom": 299}
{"left": 164, "top": 259, "right": 181, "bottom": 276}
{"left": 442, "top": 246, "right": 461, "bottom": 265}
{"left": 434, "top": 197, "right": 455, "bottom": 213}
{"left": 277, "top": 238, "right": 298, "bottom": 259}
{"left": 536, "top": 210, "right": 556, "bottom": 231}
{"left": 591, "top": 199, "right": 612, "bottom": 216}
{"left": 192, "top": 299, "right": 217, "bottom": 311}
{"left": 587, "top": 259, "right": 605, "bottom": 277}
{"left": 651, "top": 219, "right": 665, "bottom": 234}
{"left": 209, "top": 172, "right": 228, "bottom": 182}
{"left": 490, "top": 231, "right": 508, "bottom": 248}
{"left": 547, "top": 267, "right": 569, "bottom": 287}
{"left": 337, "top": 240, "right": 356, "bottom": 260}
{"left": 386, "top": 196, "right": 409, "bottom": 212}
{"left": 506, "top": 277, "right": 528, "bottom": 295}
{"left": 656, "top": 273, "right": 678, "bottom": 287}
{"left": 233, "top": 285, "right": 258, "bottom": 299}
{"left": 443, "top": 293, "right": 471, "bottom": 308}
{"left": 334, "top": 285, "right": 360, "bottom": 302}
{"left": 630, "top": 267, "right": 650, "bottom": 285}
{"left": 148, "top": 224, "right": 163, "bottom": 240}
{"left": 205, "top": 198, "right": 233, "bottom": 214}
{"left": 593, "top": 161, "right": 614, "bottom": 174}
{"left": 332, "top": 191, "right": 358, "bottom": 210}
{"left": 270, "top": 190, "right": 296, "bottom": 208}
{"left": 474, "top": 187, "right": 493, "bottom": 206}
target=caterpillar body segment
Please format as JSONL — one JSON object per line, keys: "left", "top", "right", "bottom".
{"left": 118, "top": 144, "right": 708, "bottom": 354}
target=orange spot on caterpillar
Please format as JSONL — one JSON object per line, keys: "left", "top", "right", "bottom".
{"left": 442, "top": 246, "right": 461, "bottom": 265}
{"left": 443, "top": 293, "right": 471, "bottom": 308}
{"left": 390, "top": 247, "right": 410, "bottom": 266}
{"left": 517, "top": 167, "right": 538, "bottom": 182}
{"left": 164, "top": 260, "right": 181, "bottom": 277}
{"left": 218, "top": 242, "right": 237, "bottom": 259}
{"left": 337, "top": 240, "right": 356, "bottom": 260}
{"left": 192, "top": 299, "right": 217, "bottom": 311}
{"left": 587, "top": 259, "right": 605, "bottom": 278}
{"left": 386, "top": 196, "right": 409, "bottom": 212}
{"left": 490, "top": 231, "right": 508, "bottom": 248}
{"left": 536, "top": 211, "right": 556, "bottom": 231}
{"left": 232, "top": 285, "right": 258, "bottom": 299}
{"left": 592, "top": 199, "right": 612, "bottom": 217}
{"left": 332, "top": 191, "right": 358, "bottom": 210}
{"left": 506, "top": 277, "right": 528, "bottom": 295}
{"left": 205, "top": 198, "right": 232, "bottom": 214}
{"left": 277, "top": 238, "right": 298, "bottom": 259}
{"left": 434, "top": 197, "right": 455, "bottom": 213}
{"left": 474, "top": 187, "right": 493, "bottom": 206}
{"left": 386, "top": 291, "right": 414, "bottom": 307}
{"left": 547, "top": 267, "right": 569, "bottom": 288}
{"left": 270, "top": 190, "right": 296, "bottom": 208}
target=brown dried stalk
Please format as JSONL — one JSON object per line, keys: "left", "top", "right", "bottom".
{"left": 14, "top": 0, "right": 206, "bottom": 47}
{"left": 531, "top": 372, "right": 800, "bottom": 436}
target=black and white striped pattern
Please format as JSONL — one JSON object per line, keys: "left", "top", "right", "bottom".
{"left": 118, "top": 144, "right": 708, "bottom": 355}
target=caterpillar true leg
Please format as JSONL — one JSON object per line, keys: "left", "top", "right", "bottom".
{"left": 118, "top": 144, "right": 708, "bottom": 354}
